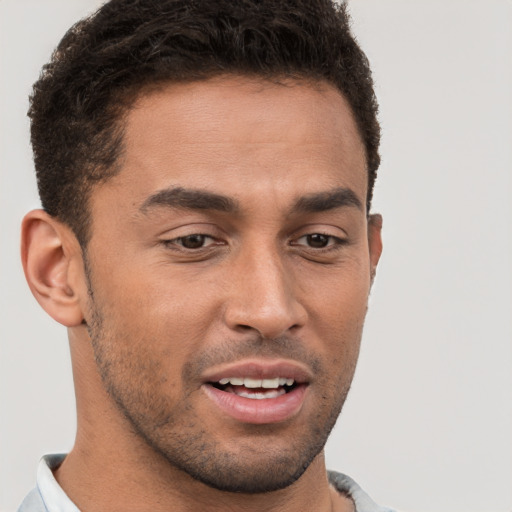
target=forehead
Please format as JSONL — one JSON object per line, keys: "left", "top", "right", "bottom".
{"left": 129, "top": 76, "right": 362, "bottom": 141}
{"left": 93, "top": 76, "right": 367, "bottom": 212}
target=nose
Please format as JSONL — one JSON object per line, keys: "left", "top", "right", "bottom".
{"left": 223, "top": 244, "right": 307, "bottom": 339}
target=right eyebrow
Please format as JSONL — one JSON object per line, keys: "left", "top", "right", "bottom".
{"left": 139, "top": 186, "right": 239, "bottom": 214}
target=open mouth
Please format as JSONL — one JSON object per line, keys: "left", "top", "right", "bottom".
{"left": 201, "top": 361, "right": 311, "bottom": 423}
{"left": 210, "top": 377, "right": 298, "bottom": 400}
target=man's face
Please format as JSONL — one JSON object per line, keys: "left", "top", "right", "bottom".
{"left": 82, "top": 77, "right": 380, "bottom": 493}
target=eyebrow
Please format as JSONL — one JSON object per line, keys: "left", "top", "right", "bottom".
{"left": 140, "top": 185, "right": 363, "bottom": 217}
{"left": 291, "top": 187, "right": 363, "bottom": 214}
{"left": 140, "top": 187, "right": 239, "bottom": 214}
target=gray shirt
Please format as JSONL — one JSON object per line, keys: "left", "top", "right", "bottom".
{"left": 18, "top": 454, "right": 395, "bottom": 512}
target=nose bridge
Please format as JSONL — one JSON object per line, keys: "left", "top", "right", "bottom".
{"left": 224, "top": 238, "right": 306, "bottom": 338}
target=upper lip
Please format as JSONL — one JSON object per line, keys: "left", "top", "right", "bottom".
{"left": 201, "top": 358, "right": 313, "bottom": 384}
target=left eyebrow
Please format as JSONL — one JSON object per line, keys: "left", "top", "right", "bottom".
{"left": 291, "top": 187, "right": 363, "bottom": 214}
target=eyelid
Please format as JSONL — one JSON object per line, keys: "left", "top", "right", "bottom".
{"left": 289, "top": 223, "right": 348, "bottom": 242}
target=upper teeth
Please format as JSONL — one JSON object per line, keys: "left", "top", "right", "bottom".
{"left": 218, "top": 377, "right": 295, "bottom": 388}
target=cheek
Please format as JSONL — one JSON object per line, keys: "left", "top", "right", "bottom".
{"left": 301, "top": 262, "right": 370, "bottom": 353}
{"left": 303, "top": 258, "right": 371, "bottom": 316}
{"left": 92, "top": 267, "right": 226, "bottom": 380}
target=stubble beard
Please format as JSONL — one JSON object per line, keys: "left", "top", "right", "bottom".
{"left": 84, "top": 268, "right": 359, "bottom": 493}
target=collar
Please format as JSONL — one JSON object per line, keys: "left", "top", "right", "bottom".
{"left": 36, "top": 454, "right": 79, "bottom": 512}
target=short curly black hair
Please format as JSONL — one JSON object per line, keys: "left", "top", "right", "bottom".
{"left": 29, "top": 0, "right": 380, "bottom": 246}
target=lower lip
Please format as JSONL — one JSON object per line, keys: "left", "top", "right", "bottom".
{"left": 202, "top": 384, "right": 308, "bottom": 424}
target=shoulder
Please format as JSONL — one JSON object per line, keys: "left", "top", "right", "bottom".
{"left": 17, "top": 488, "right": 47, "bottom": 512}
{"left": 328, "top": 471, "right": 396, "bottom": 512}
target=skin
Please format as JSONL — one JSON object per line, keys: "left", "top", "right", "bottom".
{"left": 22, "top": 76, "right": 382, "bottom": 512}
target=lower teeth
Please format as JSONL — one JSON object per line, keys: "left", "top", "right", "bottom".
{"left": 235, "top": 388, "right": 286, "bottom": 400}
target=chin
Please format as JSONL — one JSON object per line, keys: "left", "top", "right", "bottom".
{"left": 168, "top": 448, "right": 318, "bottom": 494}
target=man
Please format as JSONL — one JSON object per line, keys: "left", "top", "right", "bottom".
{"left": 18, "top": 0, "right": 390, "bottom": 511}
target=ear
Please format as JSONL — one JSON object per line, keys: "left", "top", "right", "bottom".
{"left": 367, "top": 213, "right": 383, "bottom": 281}
{"left": 21, "top": 209, "right": 86, "bottom": 327}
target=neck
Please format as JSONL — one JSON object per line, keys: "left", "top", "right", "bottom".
{"left": 56, "top": 446, "right": 353, "bottom": 512}
{"left": 56, "top": 438, "right": 351, "bottom": 512}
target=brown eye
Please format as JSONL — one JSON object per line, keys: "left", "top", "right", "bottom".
{"left": 163, "top": 233, "right": 222, "bottom": 252}
{"left": 178, "top": 234, "right": 208, "bottom": 249}
{"left": 292, "top": 233, "right": 346, "bottom": 250}
{"left": 306, "top": 234, "right": 330, "bottom": 248}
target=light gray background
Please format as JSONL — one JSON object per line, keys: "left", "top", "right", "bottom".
{"left": 1, "top": 1, "right": 511, "bottom": 511}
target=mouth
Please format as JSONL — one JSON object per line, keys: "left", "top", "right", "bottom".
{"left": 201, "top": 361, "right": 310, "bottom": 424}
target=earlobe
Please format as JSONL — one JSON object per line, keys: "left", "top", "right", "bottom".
{"left": 367, "top": 213, "right": 383, "bottom": 281}
{"left": 21, "top": 209, "right": 85, "bottom": 327}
